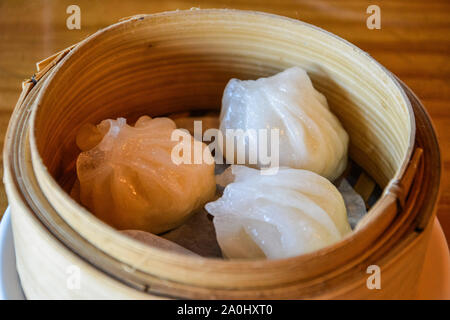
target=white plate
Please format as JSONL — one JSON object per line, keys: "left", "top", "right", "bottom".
{"left": 0, "top": 208, "right": 25, "bottom": 300}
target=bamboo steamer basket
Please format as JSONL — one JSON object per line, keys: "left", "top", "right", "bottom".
{"left": 3, "top": 9, "right": 441, "bottom": 299}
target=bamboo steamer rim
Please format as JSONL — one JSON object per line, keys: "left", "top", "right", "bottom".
{"left": 23, "top": 9, "right": 418, "bottom": 290}
{"left": 4, "top": 77, "right": 440, "bottom": 299}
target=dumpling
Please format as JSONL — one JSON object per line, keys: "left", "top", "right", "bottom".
{"left": 120, "top": 230, "right": 199, "bottom": 256}
{"left": 219, "top": 66, "right": 349, "bottom": 181}
{"left": 75, "top": 115, "right": 216, "bottom": 234}
{"left": 205, "top": 166, "right": 351, "bottom": 259}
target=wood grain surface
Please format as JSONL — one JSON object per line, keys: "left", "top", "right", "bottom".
{"left": 0, "top": 0, "right": 449, "bottom": 243}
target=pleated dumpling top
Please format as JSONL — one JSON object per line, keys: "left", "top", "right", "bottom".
{"left": 220, "top": 67, "right": 349, "bottom": 181}
{"left": 205, "top": 166, "right": 351, "bottom": 259}
{"left": 76, "top": 116, "right": 216, "bottom": 234}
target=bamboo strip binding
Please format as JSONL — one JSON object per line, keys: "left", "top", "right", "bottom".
{"left": 2, "top": 9, "right": 441, "bottom": 299}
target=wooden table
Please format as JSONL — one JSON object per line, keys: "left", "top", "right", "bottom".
{"left": 1, "top": 0, "right": 449, "bottom": 244}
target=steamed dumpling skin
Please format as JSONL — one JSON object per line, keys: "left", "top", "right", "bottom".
{"left": 205, "top": 166, "right": 351, "bottom": 259}
{"left": 220, "top": 67, "right": 349, "bottom": 181}
{"left": 76, "top": 116, "right": 216, "bottom": 234}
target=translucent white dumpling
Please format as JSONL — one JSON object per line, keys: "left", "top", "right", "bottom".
{"left": 76, "top": 116, "right": 216, "bottom": 234}
{"left": 205, "top": 166, "right": 351, "bottom": 259}
{"left": 220, "top": 67, "right": 349, "bottom": 181}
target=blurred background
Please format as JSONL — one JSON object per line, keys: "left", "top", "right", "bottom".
{"left": 0, "top": 0, "right": 449, "bottom": 243}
